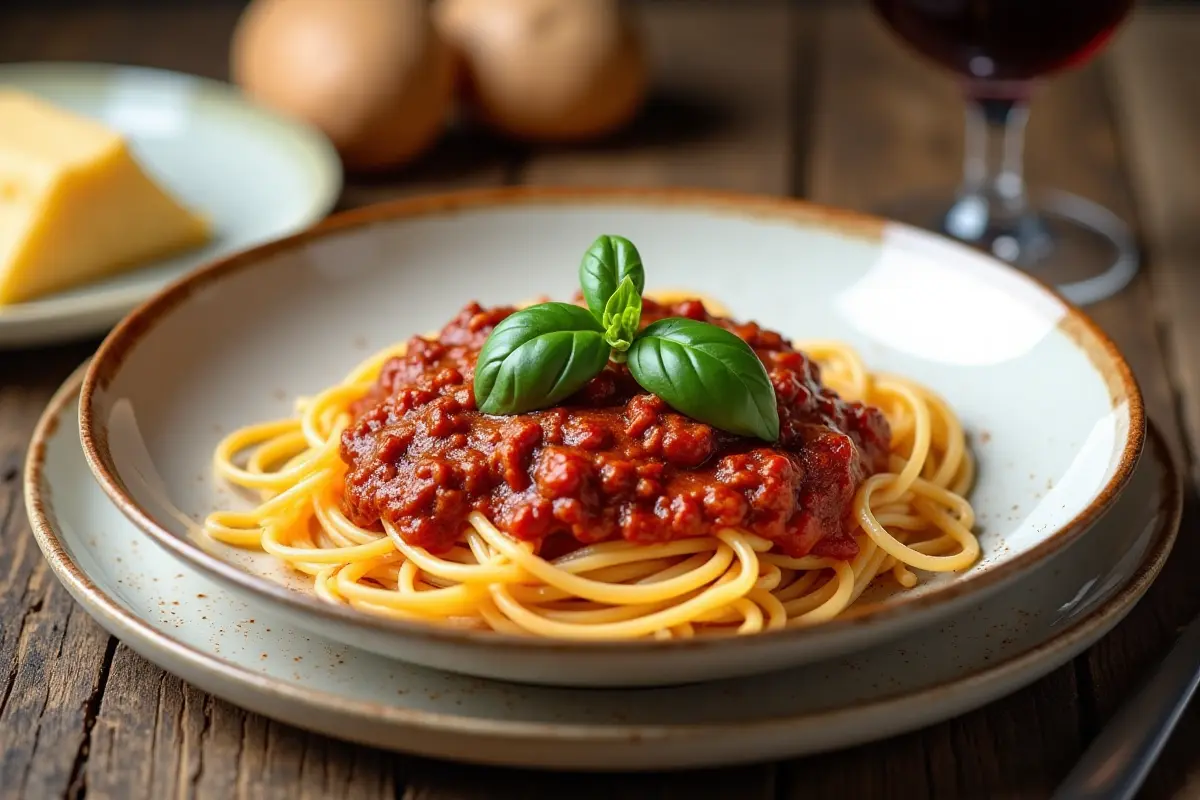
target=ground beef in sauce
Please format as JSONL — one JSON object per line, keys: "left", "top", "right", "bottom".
{"left": 340, "top": 298, "right": 891, "bottom": 560}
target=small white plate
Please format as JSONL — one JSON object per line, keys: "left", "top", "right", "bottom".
{"left": 29, "top": 366, "right": 1180, "bottom": 769}
{"left": 0, "top": 62, "right": 342, "bottom": 348}
{"left": 77, "top": 188, "right": 1146, "bottom": 686}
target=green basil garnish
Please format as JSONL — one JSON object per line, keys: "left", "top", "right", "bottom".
{"left": 627, "top": 318, "right": 780, "bottom": 441}
{"left": 601, "top": 276, "right": 642, "bottom": 355}
{"left": 474, "top": 303, "right": 610, "bottom": 415}
{"left": 474, "top": 235, "right": 782, "bottom": 441}
{"left": 579, "top": 234, "right": 645, "bottom": 322}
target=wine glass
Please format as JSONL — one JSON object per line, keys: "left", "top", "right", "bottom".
{"left": 870, "top": 0, "right": 1137, "bottom": 306}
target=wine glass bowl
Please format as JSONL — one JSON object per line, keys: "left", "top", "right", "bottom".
{"left": 869, "top": 0, "right": 1138, "bottom": 306}
{"left": 871, "top": 0, "right": 1133, "bottom": 83}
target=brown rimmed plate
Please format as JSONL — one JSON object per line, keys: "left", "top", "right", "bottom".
{"left": 33, "top": 364, "right": 1177, "bottom": 768}
{"left": 77, "top": 188, "right": 1144, "bottom": 686}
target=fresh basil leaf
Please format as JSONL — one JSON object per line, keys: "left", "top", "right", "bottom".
{"left": 627, "top": 318, "right": 780, "bottom": 441}
{"left": 474, "top": 303, "right": 610, "bottom": 415}
{"left": 601, "top": 276, "right": 643, "bottom": 353}
{"left": 579, "top": 234, "right": 645, "bottom": 322}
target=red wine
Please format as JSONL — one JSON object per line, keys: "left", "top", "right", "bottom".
{"left": 871, "top": 0, "right": 1134, "bottom": 84}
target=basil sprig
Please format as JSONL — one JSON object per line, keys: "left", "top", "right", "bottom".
{"left": 474, "top": 235, "right": 780, "bottom": 441}
{"left": 474, "top": 303, "right": 610, "bottom": 415}
{"left": 627, "top": 319, "right": 780, "bottom": 441}
{"left": 580, "top": 234, "right": 645, "bottom": 320}
{"left": 601, "top": 276, "right": 642, "bottom": 356}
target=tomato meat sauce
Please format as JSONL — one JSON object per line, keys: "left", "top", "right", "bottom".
{"left": 340, "top": 298, "right": 892, "bottom": 560}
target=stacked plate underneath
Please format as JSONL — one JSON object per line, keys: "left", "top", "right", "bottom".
{"left": 26, "top": 190, "right": 1179, "bottom": 769}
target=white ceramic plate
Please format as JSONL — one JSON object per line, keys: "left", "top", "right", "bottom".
{"left": 0, "top": 62, "right": 342, "bottom": 348}
{"left": 30, "top": 366, "right": 1179, "bottom": 769}
{"left": 78, "top": 188, "right": 1145, "bottom": 686}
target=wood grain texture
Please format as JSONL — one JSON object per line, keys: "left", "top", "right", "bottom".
{"left": 87, "top": 647, "right": 398, "bottom": 800}
{"left": 2, "top": 3, "right": 1200, "bottom": 799}
{"left": 400, "top": 764, "right": 774, "bottom": 800}
{"left": 0, "top": 342, "right": 111, "bottom": 800}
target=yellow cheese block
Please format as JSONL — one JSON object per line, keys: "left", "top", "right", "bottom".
{"left": 0, "top": 90, "right": 211, "bottom": 305}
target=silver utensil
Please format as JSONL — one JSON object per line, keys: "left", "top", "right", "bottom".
{"left": 1052, "top": 613, "right": 1200, "bottom": 800}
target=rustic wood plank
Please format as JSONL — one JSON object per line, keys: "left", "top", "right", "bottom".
{"left": 86, "top": 646, "right": 398, "bottom": 800}
{"left": 0, "top": 340, "right": 110, "bottom": 800}
{"left": 1084, "top": 12, "right": 1200, "bottom": 800}
{"left": 0, "top": 0, "right": 119, "bottom": 757}
{"left": 781, "top": 6, "right": 1185, "bottom": 798}
{"left": 0, "top": 532, "right": 116, "bottom": 800}
{"left": 0, "top": 10, "right": 262, "bottom": 798}
{"left": 85, "top": 646, "right": 206, "bottom": 799}
{"left": 402, "top": 764, "right": 773, "bottom": 800}
{"left": 4, "top": 3, "right": 1196, "bottom": 799}
{"left": 243, "top": 714, "right": 399, "bottom": 800}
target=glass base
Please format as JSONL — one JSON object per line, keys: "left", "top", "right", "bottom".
{"left": 874, "top": 189, "right": 1139, "bottom": 306}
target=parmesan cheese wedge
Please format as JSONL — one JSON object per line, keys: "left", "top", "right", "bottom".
{"left": 0, "top": 90, "right": 211, "bottom": 305}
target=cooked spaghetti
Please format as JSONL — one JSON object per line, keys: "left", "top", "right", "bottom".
{"left": 204, "top": 293, "right": 979, "bottom": 640}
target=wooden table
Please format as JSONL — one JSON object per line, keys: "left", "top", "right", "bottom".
{"left": 3, "top": 3, "right": 1199, "bottom": 797}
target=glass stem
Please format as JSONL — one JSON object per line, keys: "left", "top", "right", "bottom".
{"left": 944, "top": 96, "right": 1040, "bottom": 262}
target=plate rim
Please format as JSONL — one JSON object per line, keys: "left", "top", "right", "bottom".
{"left": 28, "top": 362, "right": 1180, "bottom": 742}
{"left": 0, "top": 60, "right": 343, "bottom": 328}
{"left": 75, "top": 186, "right": 1147, "bottom": 653}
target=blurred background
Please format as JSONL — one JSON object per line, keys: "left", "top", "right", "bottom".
{"left": 0, "top": 0, "right": 1192, "bottom": 298}
{"left": 3, "top": 2, "right": 1200, "bottom": 798}
{"left": 0, "top": 0, "right": 1192, "bottom": 306}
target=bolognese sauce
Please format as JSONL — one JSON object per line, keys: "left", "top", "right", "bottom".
{"left": 340, "top": 298, "right": 891, "bottom": 560}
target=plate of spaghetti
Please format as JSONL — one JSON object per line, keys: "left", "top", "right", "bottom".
{"left": 79, "top": 187, "right": 1143, "bottom": 687}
